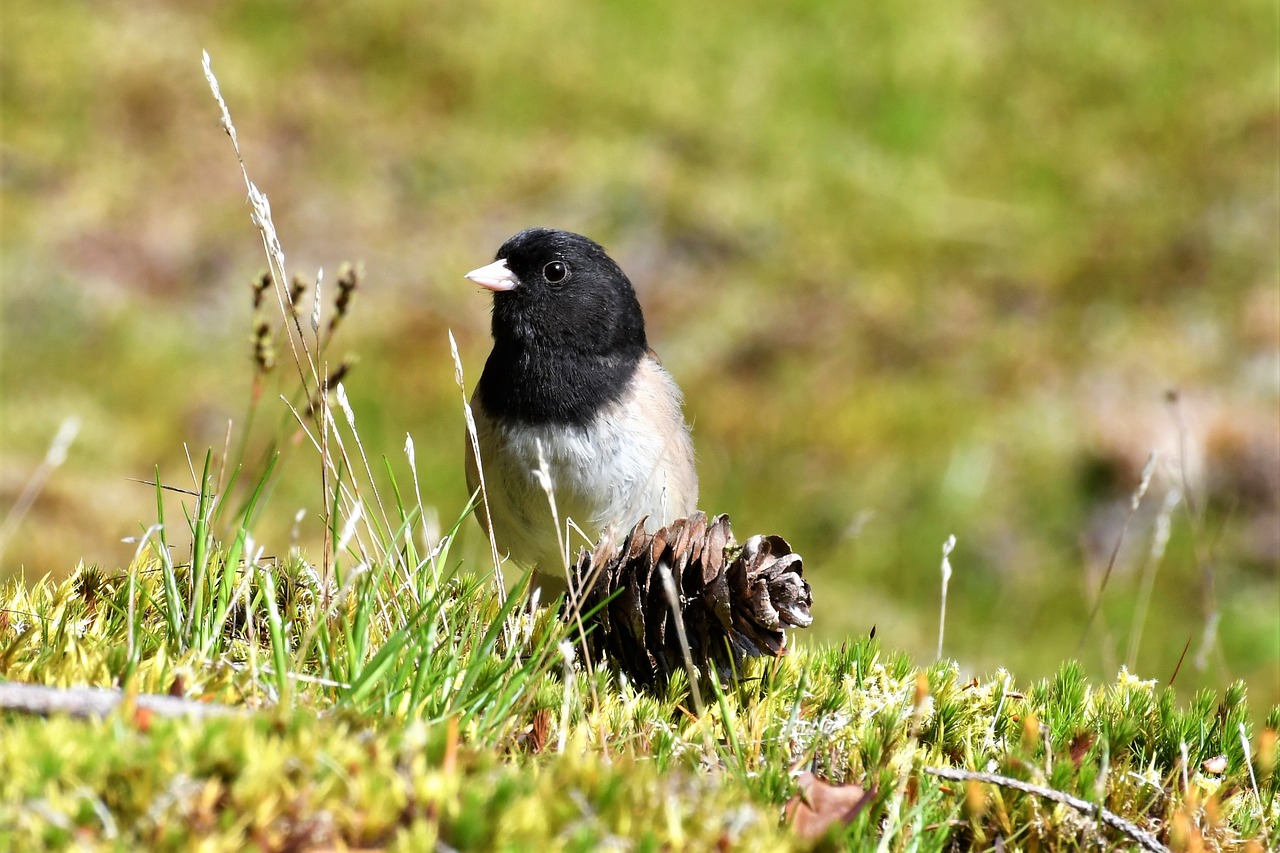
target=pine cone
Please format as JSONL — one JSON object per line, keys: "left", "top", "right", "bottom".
{"left": 568, "top": 512, "right": 813, "bottom": 688}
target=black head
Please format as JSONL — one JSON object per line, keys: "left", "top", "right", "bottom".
{"left": 467, "top": 228, "right": 650, "bottom": 425}
{"left": 467, "top": 227, "right": 647, "bottom": 356}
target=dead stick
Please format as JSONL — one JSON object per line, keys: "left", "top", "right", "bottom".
{"left": 924, "top": 766, "right": 1169, "bottom": 853}
{"left": 0, "top": 682, "right": 242, "bottom": 720}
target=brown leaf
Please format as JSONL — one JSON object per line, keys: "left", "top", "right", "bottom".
{"left": 527, "top": 708, "right": 551, "bottom": 755}
{"left": 784, "top": 772, "right": 874, "bottom": 840}
{"left": 1069, "top": 731, "right": 1096, "bottom": 766}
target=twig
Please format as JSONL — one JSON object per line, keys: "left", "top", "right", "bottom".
{"left": 0, "top": 682, "right": 242, "bottom": 720}
{"left": 923, "top": 766, "right": 1169, "bottom": 853}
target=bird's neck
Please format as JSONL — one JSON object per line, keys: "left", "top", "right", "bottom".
{"left": 477, "top": 341, "right": 643, "bottom": 427}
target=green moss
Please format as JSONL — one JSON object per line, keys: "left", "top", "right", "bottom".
{"left": 1, "top": 561, "right": 1276, "bottom": 848}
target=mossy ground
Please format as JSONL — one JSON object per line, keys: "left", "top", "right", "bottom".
{"left": 1, "top": 560, "right": 1276, "bottom": 850}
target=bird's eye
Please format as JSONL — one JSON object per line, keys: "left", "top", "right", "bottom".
{"left": 542, "top": 261, "right": 568, "bottom": 284}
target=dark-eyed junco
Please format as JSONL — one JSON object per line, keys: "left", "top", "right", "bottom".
{"left": 464, "top": 228, "right": 698, "bottom": 589}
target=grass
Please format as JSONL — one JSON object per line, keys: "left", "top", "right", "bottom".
{"left": 1, "top": 555, "right": 1276, "bottom": 849}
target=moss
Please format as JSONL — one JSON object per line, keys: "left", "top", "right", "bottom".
{"left": 3, "top": 561, "right": 1273, "bottom": 848}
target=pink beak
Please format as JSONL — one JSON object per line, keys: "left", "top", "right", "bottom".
{"left": 465, "top": 258, "right": 519, "bottom": 292}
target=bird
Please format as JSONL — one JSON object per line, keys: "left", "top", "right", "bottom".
{"left": 464, "top": 227, "right": 698, "bottom": 596}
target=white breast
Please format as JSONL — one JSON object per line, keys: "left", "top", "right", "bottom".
{"left": 468, "top": 358, "right": 698, "bottom": 574}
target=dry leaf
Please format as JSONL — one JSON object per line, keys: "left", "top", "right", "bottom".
{"left": 525, "top": 708, "right": 551, "bottom": 754}
{"left": 783, "top": 772, "right": 874, "bottom": 840}
{"left": 1068, "top": 731, "right": 1096, "bottom": 766}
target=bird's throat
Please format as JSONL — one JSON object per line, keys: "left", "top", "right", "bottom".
{"left": 477, "top": 343, "right": 643, "bottom": 427}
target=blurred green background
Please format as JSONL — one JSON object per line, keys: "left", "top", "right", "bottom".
{"left": 2, "top": 0, "right": 1277, "bottom": 704}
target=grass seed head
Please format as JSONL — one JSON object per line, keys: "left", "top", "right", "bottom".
{"left": 251, "top": 270, "right": 272, "bottom": 309}
{"left": 329, "top": 262, "right": 361, "bottom": 333}
{"left": 252, "top": 318, "right": 275, "bottom": 373}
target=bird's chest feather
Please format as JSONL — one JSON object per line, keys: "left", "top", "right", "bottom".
{"left": 469, "top": 356, "right": 696, "bottom": 570}
{"left": 485, "top": 404, "right": 655, "bottom": 530}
